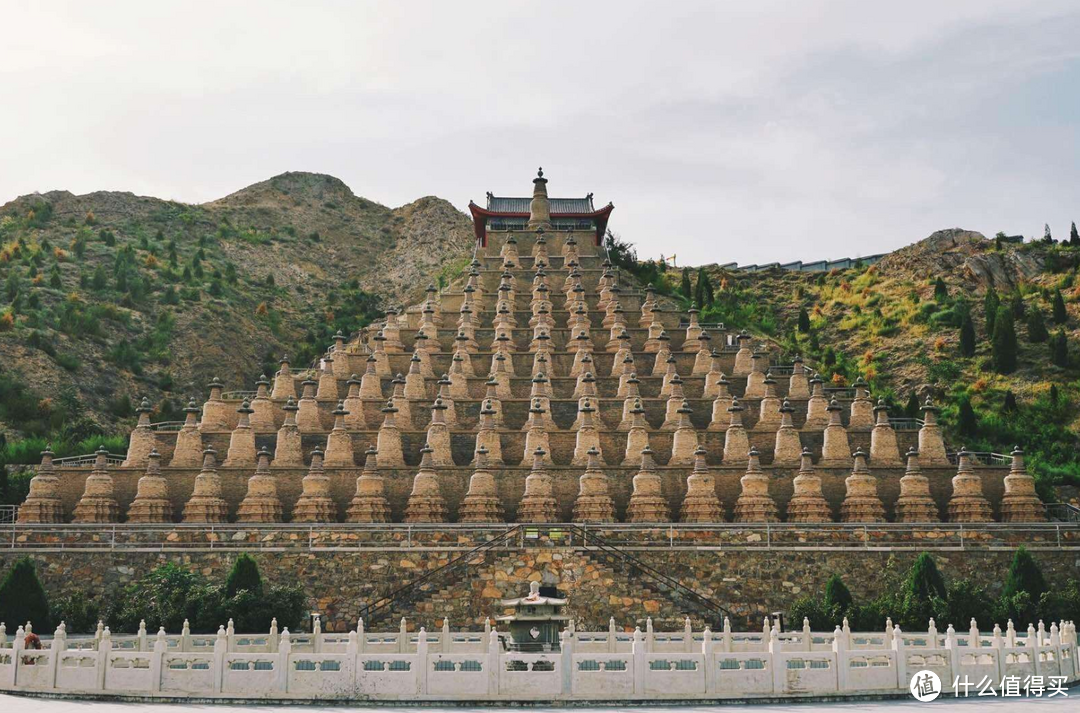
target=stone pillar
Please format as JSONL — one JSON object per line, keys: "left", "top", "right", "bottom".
{"left": 839, "top": 449, "right": 885, "bottom": 522}
{"left": 848, "top": 376, "right": 874, "bottom": 430}
{"left": 273, "top": 398, "right": 304, "bottom": 467}
{"left": 869, "top": 400, "right": 901, "bottom": 465}
{"left": 331, "top": 330, "right": 350, "bottom": 378}
{"left": 722, "top": 398, "right": 750, "bottom": 465}
{"left": 316, "top": 356, "right": 339, "bottom": 400}
{"left": 474, "top": 400, "right": 503, "bottom": 465}
{"left": 126, "top": 449, "right": 172, "bottom": 523}
{"left": 343, "top": 375, "right": 366, "bottom": 430}
{"left": 236, "top": 448, "right": 283, "bottom": 523}
{"left": 459, "top": 447, "right": 504, "bottom": 523}
{"left": 788, "top": 355, "right": 810, "bottom": 399}
{"left": 743, "top": 351, "right": 768, "bottom": 398}
{"left": 360, "top": 356, "right": 384, "bottom": 398}
{"left": 250, "top": 376, "right": 277, "bottom": 432}
{"left": 420, "top": 398, "right": 451, "bottom": 466}
{"left": 804, "top": 374, "right": 829, "bottom": 430}
{"left": 518, "top": 447, "right": 558, "bottom": 523}
{"left": 661, "top": 374, "right": 687, "bottom": 429}
{"left": 573, "top": 447, "right": 615, "bottom": 522}
{"left": 918, "top": 397, "right": 949, "bottom": 466}
{"left": 754, "top": 374, "right": 782, "bottom": 429}
{"left": 787, "top": 448, "right": 832, "bottom": 523}
{"left": 170, "top": 398, "right": 204, "bottom": 467}
{"left": 622, "top": 399, "right": 651, "bottom": 465}
{"left": 572, "top": 398, "right": 603, "bottom": 466}
{"left": 523, "top": 399, "right": 553, "bottom": 466}
{"left": 271, "top": 357, "right": 296, "bottom": 400}
{"left": 296, "top": 379, "right": 323, "bottom": 433}
{"left": 733, "top": 332, "right": 753, "bottom": 376}
{"left": 375, "top": 400, "right": 405, "bottom": 467}
{"left": 72, "top": 448, "right": 120, "bottom": 523}
{"left": 122, "top": 397, "right": 156, "bottom": 468}
{"left": 734, "top": 447, "right": 779, "bottom": 523}
{"left": 17, "top": 446, "right": 64, "bottom": 523}
{"left": 999, "top": 447, "right": 1046, "bottom": 522}
{"left": 947, "top": 448, "right": 993, "bottom": 523}
{"left": 528, "top": 169, "right": 553, "bottom": 229}
{"left": 324, "top": 401, "right": 356, "bottom": 467}
{"left": 347, "top": 447, "right": 391, "bottom": 523}
{"left": 405, "top": 354, "right": 427, "bottom": 399}
{"left": 895, "top": 448, "right": 939, "bottom": 522}
{"left": 702, "top": 353, "right": 726, "bottom": 399}
{"left": 293, "top": 447, "right": 338, "bottom": 523}
{"left": 404, "top": 446, "right": 447, "bottom": 523}
{"left": 627, "top": 447, "right": 669, "bottom": 523}
{"left": 820, "top": 399, "right": 852, "bottom": 467}
{"left": 222, "top": 400, "right": 257, "bottom": 467}
{"left": 181, "top": 448, "right": 229, "bottom": 523}
{"left": 680, "top": 447, "right": 724, "bottom": 522}
{"left": 707, "top": 376, "right": 733, "bottom": 430}
{"left": 772, "top": 401, "right": 802, "bottom": 466}
{"left": 669, "top": 400, "right": 698, "bottom": 465}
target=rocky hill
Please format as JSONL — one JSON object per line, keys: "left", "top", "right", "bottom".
{"left": 0, "top": 172, "right": 473, "bottom": 451}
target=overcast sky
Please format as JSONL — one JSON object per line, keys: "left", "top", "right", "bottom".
{"left": 3, "top": 1, "right": 1079, "bottom": 265}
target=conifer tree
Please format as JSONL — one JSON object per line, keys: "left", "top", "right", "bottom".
{"left": 991, "top": 307, "right": 1018, "bottom": 374}
{"left": 1003, "top": 390, "right": 1018, "bottom": 413}
{"left": 1051, "top": 329, "right": 1069, "bottom": 368}
{"left": 1071, "top": 221, "right": 1079, "bottom": 246}
{"left": 1052, "top": 289, "right": 1067, "bottom": 324}
{"left": 959, "top": 313, "right": 976, "bottom": 357}
{"left": 1043, "top": 223, "right": 1054, "bottom": 243}
{"left": 225, "top": 554, "right": 263, "bottom": 598}
{"left": 984, "top": 289, "right": 1000, "bottom": 339}
{"left": 680, "top": 268, "right": 693, "bottom": 301}
{"left": 933, "top": 277, "right": 948, "bottom": 302}
{"left": 1026, "top": 308, "right": 1048, "bottom": 343}
{"left": 957, "top": 397, "right": 977, "bottom": 436}
{"left": 904, "top": 391, "right": 920, "bottom": 420}
{"left": 823, "top": 574, "right": 853, "bottom": 615}
{"left": 798, "top": 307, "right": 811, "bottom": 333}
{"left": 0, "top": 557, "right": 51, "bottom": 629}
{"left": 1002, "top": 546, "right": 1047, "bottom": 601}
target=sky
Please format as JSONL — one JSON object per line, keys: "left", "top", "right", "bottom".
{"left": 2, "top": 1, "right": 1079, "bottom": 265}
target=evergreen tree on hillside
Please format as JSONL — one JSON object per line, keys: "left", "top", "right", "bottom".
{"left": 798, "top": 307, "right": 811, "bottom": 333}
{"left": 1051, "top": 329, "right": 1069, "bottom": 368}
{"left": 992, "top": 307, "right": 1018, "bottom": 374}
{"left": 1052, "top": 289, "right": 1067, "bottom": 324}
{"left": 823, "top": 574, "right": 853, "bottom": 616}
{"left": 1026, "top": 308, "right": 1049, "bottom": 343}
{"left": 1009, "top": 292, "right": 1025, "bottom": 318}
{"left": 0, "top": 557, "right": 51, "bottom": 629}
{"left": 680, "top": 268, "right": 693, "bottom": 301}
{"left": 1071, "top": 221, "right": 1079, "bottom": 246}
{"left": 904, "top": 391, "right": 920, "bottom": 420}
{"left": 1003, "top": 546, "right": 1047, "bottom": 602}
{"left": 1044, "top": 223, "right": 1054, "bottom": 244}
{"left": 906, "top": 553, "right": 947, "bottom": 601}
{"left": 693, "top": 267, "right": 713, "bottom": 307}
{"left": 933, "top": 277, "right": 949, "bottom": 302}
{"left": 984, "top": 289, "right": 1000, "bottom": 339}
{"left": 1003, "top": 390, "right": 1018, "bottom": 413}
{"left": 959, "top": 313, "right": 976, "bottom": 357}
{"left": 225, "top": 553, "right": 263, "bottom": 598}
{"left": 957, "top": 397, "right": 977, "bottom": 436}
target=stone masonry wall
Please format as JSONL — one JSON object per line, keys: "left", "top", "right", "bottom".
{"left": 3, "top": 545, "right": 1076, "bottom": 633}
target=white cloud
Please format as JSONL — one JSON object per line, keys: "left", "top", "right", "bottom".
{"left": 1, "top": 0, "right": 1078, "bottom": 263}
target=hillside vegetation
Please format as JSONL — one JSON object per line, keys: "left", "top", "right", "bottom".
{"left": 607, "top": 227, "right": 1080, "bottom": 495}
{"left": 0, "top": 172, "right": 473, "bottom": 472}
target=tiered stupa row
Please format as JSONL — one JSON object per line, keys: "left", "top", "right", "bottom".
{"left": 17, "top": 169, "right": 1045, "bottom": 526}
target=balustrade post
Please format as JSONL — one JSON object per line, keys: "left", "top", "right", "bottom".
{"left": 487, "top": 629, "right": 500, "bottom": 696}
{"left": 632, "top": 625, "right": 646, "bottom": 697}
{"left": 944, "top": 625, "right": 959, "bottom": 680}
{"left": 1028, "top": 623, "right": 1041, "bottom": 676}
{"left": 312, "top": 614, "right": 322, "bottom": 654}
{"left": 357, "top": 618, "right": 365, "bottom": 654}
{"left": 892, "top": 625, "right": 906, "bottom": 689}
{"left": 442, "top": 617, "right": 451, "bottom": 653}
{"left": 47, "top": 622, "right": 65, "bottom": 690}
{"left": 803, "top": 617, "right": 812, "bottom": 652}
{"left": 11, "top": 626, "right": 25, "bottom": 689}
{"left": 399, "top": 618, "right": 408, "bottom": 653}
{"left": 702, "top": 626, "right": 715, "bottom": 696}
{"left": 992, "top": 623, "right": 1005, "bottom": 682}
{"left": 347, "top": 629, "right": 359, "bottom": 692}
{"left": 151, "top": 627, "right": 166, "bottom": 693}
{"left": 181, "top": 619, "right": 191, "bottom": 652}
{"left": 416, "top": 628, "right": 428, "bottom": 696}
{"left": 560, "top": 629, "right": 573, "bottom": 697}
{"left": 269, "top": 618, "right": 279, "bottom": 654}
{"left": 137, "top": 619, "right": 147, "bottom": 652}
{"left": 226, "top": 618, "right": 235, "bottom": 653}
{"left": 213, "top": 625, "right": 227, "bottom": 693}
{"left": 769, "top": 626, "right": 783, "bottom": 693}
{"left": 97, "top": 627, "right": 112, "bottom": 691}
{"left": 832, "top": 625, "right": 847, "bottom": 692}
{"left": 684, "top": 616, "right": 693, "bottom": 653}
{"left": 277, "top": 629, "right": 291, "bottom": 694}
{"left": 609, "top": 617, "right": 617, "bottom": 653}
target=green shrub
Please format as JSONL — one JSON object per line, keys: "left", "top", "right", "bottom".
{"left": 225, "top": 554, "right": 263, "bottom": 598}
{"left": 0, "top": 557, "right": 51, "bottom": 630}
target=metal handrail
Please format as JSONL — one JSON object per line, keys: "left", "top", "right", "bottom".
{"left": 947, "top": 451, "right": 1011, "bottom": 466}
{"left": 0, "top": 506, "right": 17, "bottom": 524}
{"left": 51, "top": 453, "right": 126, "bottom": 467}
{"left": 361, "top": 525, "right": 522, "bottom": 624}
{"left": 571, "top": 524, "right": 730, "bottom": 626}
{"left": 1047, "top": 503, "right": 1080, "bottom": 523}
{"left": 149, "top": 421, "right": 185, "bottom": 432}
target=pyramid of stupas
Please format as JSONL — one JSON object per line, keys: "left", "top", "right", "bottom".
{"left": 18, "top": 169, "right": 1047, "bottom": 525}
